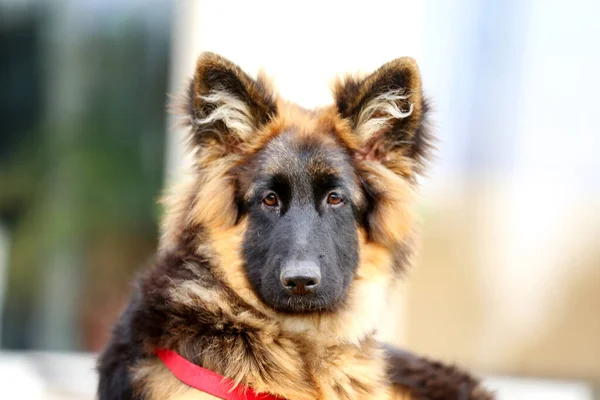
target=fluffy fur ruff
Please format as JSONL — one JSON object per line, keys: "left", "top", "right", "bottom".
{"left": 97, "top": 52, "right": 494, "bottom": 400}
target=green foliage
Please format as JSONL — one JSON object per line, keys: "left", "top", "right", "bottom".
{"left": 0, "top": 11, "right": 171, "bottom": 350}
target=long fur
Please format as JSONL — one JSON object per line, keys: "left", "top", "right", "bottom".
{"left": 97, "top": 52, "right": 493, "bottom": 400}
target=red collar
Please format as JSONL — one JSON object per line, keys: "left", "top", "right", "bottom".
{"left": 155, "top": 349, "right": 283, "bottom": 400}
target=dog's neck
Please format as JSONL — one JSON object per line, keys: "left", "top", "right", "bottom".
{"left": 160, "top": 252, "right": 392, "bottom": 400}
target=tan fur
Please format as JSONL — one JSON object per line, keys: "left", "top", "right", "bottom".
{"left": 158, "top": 176, "right": 199, "bottom": 250}
{"left": 146, "top": 214, "right": 406, "bottom": 399}
{"left": 189, "top": 155, "right": 240, "bottom": 229}
{"left": 162, "top": 99, "right": 414, "bottom": 252}
{"left": 140, "top": 54, "right": 432, "bottom": 400}
{"left": 96, "top": 53, "right": 495, "bottom": 400}
{"left": 136, "top": 347, "right": 414, "bottom": 400}
{"left": 359, "top": 162, "right": 417, "bottom": 247}
{"left": 134, "top": 359, "right": 220, "bottom": 400}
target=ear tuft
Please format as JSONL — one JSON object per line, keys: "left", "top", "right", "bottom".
{"left": 354, "top": 88, "right": 414, "bottom": 142}
{"left": 186, "top": 52, "right": 278, "bottom": 151}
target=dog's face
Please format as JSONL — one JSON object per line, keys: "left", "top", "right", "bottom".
{"left": 239, "top": 132, "right": 362, "bottom": 312}
{"left": 170, "top": 53, "right": 431, "bottom": 315}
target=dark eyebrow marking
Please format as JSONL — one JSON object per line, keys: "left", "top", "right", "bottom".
{"left": 252, "top": 173, "right": 292, "bottom": 204}
{"left": 312, "top": 173, "right": 345, "bottom": 191}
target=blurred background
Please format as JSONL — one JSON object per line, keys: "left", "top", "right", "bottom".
{"left": 0, "top": 0, "right": 598, "bottom": 399}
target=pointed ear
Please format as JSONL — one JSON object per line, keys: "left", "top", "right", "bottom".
{"left": 332, "top": 57, "right": 432, "bottom": 176}
{"left": 186, "top": 52, "right": 277, "bottom": 152}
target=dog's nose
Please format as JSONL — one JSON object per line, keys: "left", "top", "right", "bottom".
{"left": 280, "top": 261, "right": 321, "bottom": 295}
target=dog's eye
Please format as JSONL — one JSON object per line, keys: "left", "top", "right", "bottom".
{"left": 263, "top": 192, "right": 279, "bottom": 207}
{"left": 326, "top": 192, "right": 343, "bottom": 206}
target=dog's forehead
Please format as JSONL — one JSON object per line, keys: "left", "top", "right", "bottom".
{"left": 259, "top": 131, "right": 351, "bottom": 181}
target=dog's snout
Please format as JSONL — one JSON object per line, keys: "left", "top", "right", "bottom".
{"left": 280, "top": 261, "right": 321, "bottom": 295}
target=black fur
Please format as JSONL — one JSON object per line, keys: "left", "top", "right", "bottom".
{"left": 237, "top": 132, "right": 363, "bottom": 313}
{"left": 96, "top": 245, "right": 219, "bottom": 400}
{"left": 97, "top": 290, "right": 144, "bottom": 400}
{"left": 97, "top": 54, "right": 489, "bottom": 400}
{"left": 384, "top": 344, "right": 493, "bottom": 400}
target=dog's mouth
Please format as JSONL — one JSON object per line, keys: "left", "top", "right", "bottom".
{"left": 261, "top": 279, "right": 349, "bottom": 314}
{"left": 269, "top": 292, "right": 340, "bottom": 313}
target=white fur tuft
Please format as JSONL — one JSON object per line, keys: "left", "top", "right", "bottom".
{"left": 193, "top": 91, "right": 255, "bottom": 138}
{"left": 355, "top": 89, "right": 413, "bottom": 140}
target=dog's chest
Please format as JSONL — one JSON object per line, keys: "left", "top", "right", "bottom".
{"left": 307, "top": 343, "right": 392, "bottom": 400}
{"left": 135, "top": 347, "right": 410, "bottom": 400}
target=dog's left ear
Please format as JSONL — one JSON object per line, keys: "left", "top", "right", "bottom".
{"left": 332, "top": 57, "right": 432, "bottom": 176}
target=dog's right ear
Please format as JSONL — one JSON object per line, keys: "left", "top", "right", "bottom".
{"left": 185, "top": 52, "right": 278, "bottom": 152}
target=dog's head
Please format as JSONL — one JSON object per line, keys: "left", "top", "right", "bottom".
{"left": 164, "top": 53, "right": 431, "bottom": 319}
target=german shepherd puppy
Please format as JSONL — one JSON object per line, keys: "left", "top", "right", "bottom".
{"left": 98, "top": 53, "right": 493, "bottom": 400}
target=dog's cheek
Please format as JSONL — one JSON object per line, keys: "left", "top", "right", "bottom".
{"left": 359, "top": 162, "right": 415, "bottom": 248}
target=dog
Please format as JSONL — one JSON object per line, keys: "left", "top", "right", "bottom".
{"left": 97, "top": 52, "right": 493, "bottom": 400}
